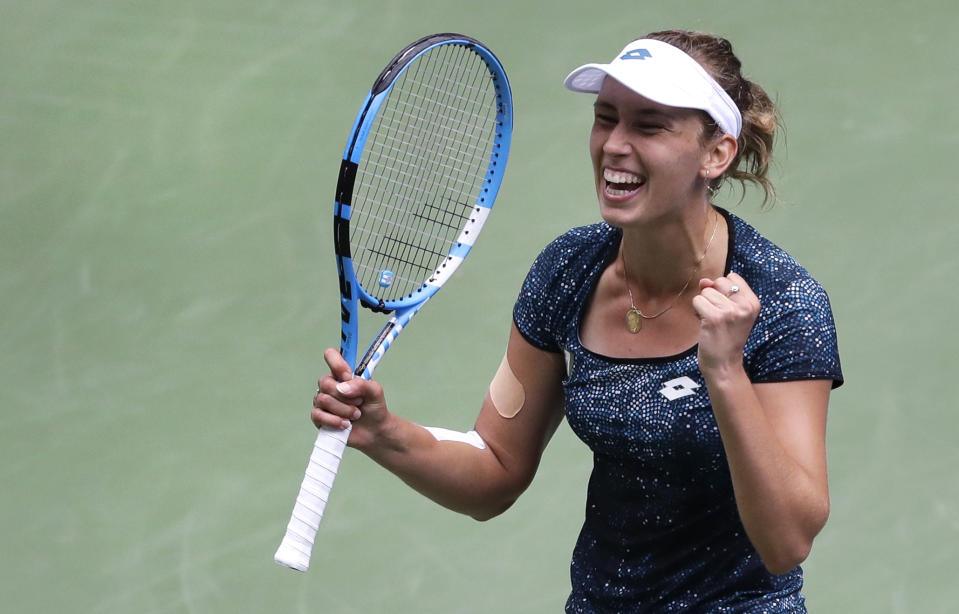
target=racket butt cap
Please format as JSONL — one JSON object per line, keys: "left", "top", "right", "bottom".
{"left": 274, "top": 542, "right": 310, "bottom": 572}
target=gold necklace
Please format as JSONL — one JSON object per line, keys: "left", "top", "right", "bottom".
{"left": 623, "top": 211, "right": 720, "bottom": 334}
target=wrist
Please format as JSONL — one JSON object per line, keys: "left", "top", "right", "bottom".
{"left": 701, "top": 361, "right": 750, "bottom": 391}
{"left": 353, "top": 410, "right": 406, "bottom": 455}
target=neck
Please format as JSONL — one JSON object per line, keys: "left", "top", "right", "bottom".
{"left": 619, "top": 204, "right": 722, "bottom": 298}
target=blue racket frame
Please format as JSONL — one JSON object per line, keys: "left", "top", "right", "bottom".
{"left": 275, "top": 33, "right": 512, "bottom": 572}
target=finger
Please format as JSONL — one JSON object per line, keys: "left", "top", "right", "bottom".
{"left": 333, "top": 377, "right": 383, "bottom": 405}
{"left": 698, "top": 285, "right": 732, "bottom": 309}
{"left": 692, "top": 293, "right": 721, "bottom": 321}
{"left": 703, "top": 276, "right": 748, "bottom": 304}
{"left": 704, "top": 275, "right": 733, "bottom": 295}
{"left": 316, "top": 374, "right": 357, "bottom": 403}
{"left": 312, "top": 386, "right": 362, "bottom": 428}
{"left": 323, "top": 348, "right": 354, "bottom": 383}
{"left": 311, "top": 405, "right": 355, "bottom": 430}
{"left": 726, "top": 272, "right": 754, "bottom": 294}
{"left": 721, "top": 274, "right": 761, "bottom": 314}
{"left": 316, "top": 380, "right": 361, "bottom": 414}
{"left": 698, "top": 277, "right": 716, "bottom": 291}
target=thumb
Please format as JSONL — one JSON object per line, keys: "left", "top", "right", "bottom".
{"left": 323, "top": 348, "right": 355, "bottom": 383}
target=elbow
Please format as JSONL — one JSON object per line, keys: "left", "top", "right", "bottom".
{"left": 469, "top": 498, "right": 517, "bottom": 522}
{"left": 468, "top": 483, "right": 528, "bottom": 521}
{"left": 466, "top": 472, "right": 533, "bottom": 522}
{"left": 760, "top": 542, "right": 813, "bottom": 575}
{"left": 759, "top": 500, "right": 830, "bottom": 575}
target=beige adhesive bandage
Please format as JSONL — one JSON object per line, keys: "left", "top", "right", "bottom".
{"left": 489, "top": 352, "right": 525, "bottom": 418}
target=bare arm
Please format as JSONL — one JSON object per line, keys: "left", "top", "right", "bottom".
{"left": 694, "top": 272, "right": 832, "bottom": 574}
{"left": 311, "top": 323, "right": 567, "bottom": 520}
{"left": 706, "top": 375, "right": 830, "bottom": 573}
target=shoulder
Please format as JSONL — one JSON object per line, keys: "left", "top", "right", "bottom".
{"left": 534, "top": 223, "right": 619, "bottom": 267}
{"left": 727, "top": 211, "right": 827, "bottom": 303}
{"left": 726, "top": 212, "right": 843, "bottom": 387}
{"left": 523, "top": 223, "right": 619, "bottom": 290}
{"left": 513, "top": 223, "right": 618, "bottom": 352}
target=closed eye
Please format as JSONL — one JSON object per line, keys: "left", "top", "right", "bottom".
{"left": 634, "top": 121, "right": 668, "bottom": 133}
{"left": 593, "top": 112, "right": 617, "bottom": 127}
{"left": 592, "top": 101, "right": 619, "bottom": 125}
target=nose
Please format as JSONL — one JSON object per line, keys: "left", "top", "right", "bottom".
{"left": 602, "top": 121, "right": 631, "bottom": 156}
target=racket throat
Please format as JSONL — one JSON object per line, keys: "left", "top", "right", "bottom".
{"left": 355, "top": 318, "right": 399, "bottom": 376}
{"left": 360, "top": 296, "right": 391, "bottom": 314}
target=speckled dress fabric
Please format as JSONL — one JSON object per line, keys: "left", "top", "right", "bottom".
{"left": 512, "top": 208, "right": 843, "bottom": 613}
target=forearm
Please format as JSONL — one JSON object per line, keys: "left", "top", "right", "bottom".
{"left": 355, "top": 412, "right": 529, "bottom": 520}
{"left": 705, "top": 367, "right": 830, "bottom": 573}
{"left": 314, "top": 331, "right": 565, "bottom": 522}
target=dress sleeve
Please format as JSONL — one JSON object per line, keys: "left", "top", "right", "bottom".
{"left": 512, "top": 240, "right": 564, "bottom": 353}
{"left": 746, "top": 275, "right": 844, "bottom": 388}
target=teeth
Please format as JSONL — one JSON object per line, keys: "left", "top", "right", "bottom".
{"left": 604, "top": 168, "right": 642, "bottom": 185}
{"left": 607, "top": 185, "right": 636, "bottom": 197}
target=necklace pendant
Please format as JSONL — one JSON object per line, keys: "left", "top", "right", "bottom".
{"left": 626, "top": 308, "right": 643, "bottom": 334}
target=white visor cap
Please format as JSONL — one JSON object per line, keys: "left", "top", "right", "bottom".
{"left": 564, "top": 39, "right": 742, "bottom": 139}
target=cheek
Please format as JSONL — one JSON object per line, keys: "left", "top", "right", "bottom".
{"left": 588, "top": 127, "right": 604, "bottom": 162}
{"left": 655, "top": 144, "right": 706, "bottom": 180}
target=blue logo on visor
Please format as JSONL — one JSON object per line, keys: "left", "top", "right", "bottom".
{"left": 621, "top": 48, "right": 652, "bottom": 60}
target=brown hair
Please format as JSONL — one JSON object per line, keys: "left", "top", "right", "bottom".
{"left": 644, "top": 30, "right": 779, "bottom": 206}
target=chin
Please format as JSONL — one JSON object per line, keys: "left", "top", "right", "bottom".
{"left": 597, "top": 196, "right": 652, "bottom": 229}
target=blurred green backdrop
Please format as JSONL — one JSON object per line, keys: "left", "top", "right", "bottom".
{"left": 2, "top": 1, "right": 957, "bottom": 612}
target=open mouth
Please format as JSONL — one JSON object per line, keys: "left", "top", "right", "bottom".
{"left": 603, "top": 168, "right": 645, "bottom": 198}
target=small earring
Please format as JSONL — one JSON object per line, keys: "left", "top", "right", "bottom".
{"left": 705, "top": 169, "right": 717, "bottom": 198}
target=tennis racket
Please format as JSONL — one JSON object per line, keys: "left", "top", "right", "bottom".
{"left": 274, "top": 33, "right": 513, "bottom": 572}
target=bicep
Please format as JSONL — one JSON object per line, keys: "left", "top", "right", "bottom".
{"left": 474, "top": 323, "right": 566, "bottom": 486}
{"left": 753, "top": 379, "right": 832, "bottom": 484}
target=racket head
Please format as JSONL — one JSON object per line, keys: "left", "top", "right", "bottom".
{"left": 334, "top": 34, "right": 513, "bottom": 324}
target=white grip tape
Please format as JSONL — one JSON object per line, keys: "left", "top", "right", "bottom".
{"left": 274, "top": 424, "right": 351, "bottom": 571}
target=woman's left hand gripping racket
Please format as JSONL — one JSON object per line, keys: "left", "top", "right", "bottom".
{"left": 274, "top": 33, "right": 513, "bottom": 572}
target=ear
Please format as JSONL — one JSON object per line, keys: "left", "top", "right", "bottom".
{"left": 701, "top": 133, "right": 738, "bottom": 179}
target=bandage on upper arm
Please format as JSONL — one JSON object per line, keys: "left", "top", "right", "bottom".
{"left": 420, "top": 353, "right": 525, "bottom": 450}
{"left": 489, "top": 351, "right": 525, "bottom": 418}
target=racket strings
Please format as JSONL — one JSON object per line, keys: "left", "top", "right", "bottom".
{"left": 350, "top": 44, "right": 499, "bottom": 301}
{"left": 359, "top": 46, "right": 490, "bottom": 269}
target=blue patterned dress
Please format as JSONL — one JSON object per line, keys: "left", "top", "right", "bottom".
{"left": 513, "top": 208, "right": 843, "bottom": 613}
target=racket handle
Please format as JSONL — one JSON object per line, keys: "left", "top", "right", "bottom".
{"left": 274, "top": 424, "right": 351, "bottom": 571}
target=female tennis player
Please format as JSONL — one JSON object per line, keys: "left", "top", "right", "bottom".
{"left": 312, "top": 29, "right": 843, "bottom": 613}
